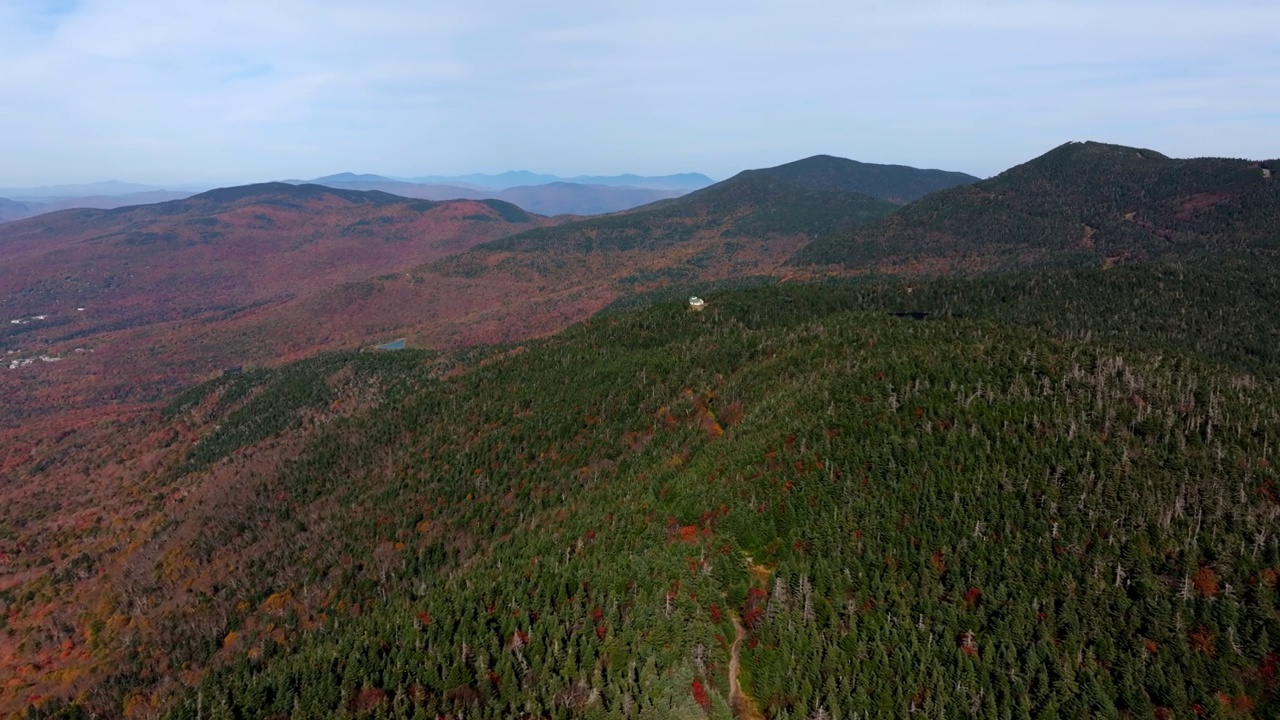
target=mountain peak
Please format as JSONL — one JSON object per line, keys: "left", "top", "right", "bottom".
{"left": 309, "top": 172, "right": 400, "bottom": 184}
{"left": 189, "top": 182, "right": 405, "bottom": 206}
{"left": 754, "top": 155, "right": 980, "bottom": 203}
{"left": 1030, "top": 140, "right": 1171, "bottom": 166}
{"left": 790, "top": 142, "right": 1277, "bottom": 270}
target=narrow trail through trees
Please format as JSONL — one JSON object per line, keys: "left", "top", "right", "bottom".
{"left": 729, "top": 614, "right": 764, "bottom": 720}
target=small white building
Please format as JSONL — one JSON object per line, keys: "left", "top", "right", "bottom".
{"left": 688, "top": 296, "right": 706, "bottom": 312}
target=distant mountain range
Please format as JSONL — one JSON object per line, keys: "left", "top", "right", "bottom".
{"left": 0, "top": 190, "right": 197, "bottom": 222}
{"left": 469, "top": 168, "right": 899, "bottom": 256}
{"left": 1, "top": 158, "right": 978, "bottom": 223}
{"left": 273, "top": 170, "right": 718, "bottom": 216}
{"left": 0, "top": 197, "right": 29, "bottom": 223}
{"left": 290, "top": 177, "right": 687, "bottom": 216}
{"left": 399, "top": 170, "right": 715, "bottom": 191}
{"left": 453, "top": 154, "right": 976, "bottom": 261}
{"left": 0, "top": 180, "right": 198, "bottom": 198}
{"left": 0, "top": 172, "right": 714, "bottom": 223}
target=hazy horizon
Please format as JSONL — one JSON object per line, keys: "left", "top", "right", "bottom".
{"left": 2, "top": 0, "right": 1278, "bottom": 187}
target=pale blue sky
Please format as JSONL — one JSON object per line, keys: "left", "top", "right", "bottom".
{"left": 1, "top": 0, "right": 1277, "bottom": 186}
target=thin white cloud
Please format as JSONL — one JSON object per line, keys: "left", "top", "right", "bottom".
{"left": 0, "top": 0, "right": 1276, "bottom": 185}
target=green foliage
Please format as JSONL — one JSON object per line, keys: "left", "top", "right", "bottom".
{"left": 755, "top": 154, "right": 979, "bottom": 203}
{"left": 463, "top": 173, "right": 897, "bottom": 256}
{"left": 791, "top": 141, "right": 1280, "bottom": 269}
{"left": 479, "top": 199, "right": 536, "bottom": 223}
{"left": 125, "top": 263, "right": 1280, "bottom": 719}
{"left": 164, "top": 350, "right": 427, "bottom": 474}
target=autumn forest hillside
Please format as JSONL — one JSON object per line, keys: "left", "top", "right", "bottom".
{"left": 4, "top": 144, "right": 1280, "bottom": 719}
{"left": 6, "top": 257, "right": 1280, "bottom": 719}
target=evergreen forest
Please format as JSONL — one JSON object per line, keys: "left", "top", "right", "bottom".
{"left": 20, "top": 256, "right": 1273, "bottom": 719}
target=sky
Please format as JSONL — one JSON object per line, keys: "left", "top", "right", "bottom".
{"left": 1, "top": 0, "right": 1278, "bottom": 187}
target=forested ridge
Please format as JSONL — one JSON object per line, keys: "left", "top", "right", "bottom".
{"left": 12, "top": 257, "right": 1280, "bottom": 719}
{"left": 462, "top": 173, "right": 898, "bottom": 257}
{"left": 754, "top": 155, "right": 979, "bottom": 203}
{"left": 790, "top": 141, "right": 1280, "bottom": 270}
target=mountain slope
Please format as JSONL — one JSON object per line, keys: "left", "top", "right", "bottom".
{"left": 291, "top": 165, "right": 906, "bottom": 359}
{"left": 757, "top": 154, "right": 979, "bottom": 202}
{"left": 6, "top": 266, "right": 1279, "bottom": 718}
{"left": 790, "top": 141, "right": 1280, "bottom": 271}
{"left": 0, "top": 183, "right": 547, "bottom": 422}
{"left": 0, "top": 197, "right": 29, "bottom": 222}
{"left": 473, "top": 171, "right": 899, "bottom": 255}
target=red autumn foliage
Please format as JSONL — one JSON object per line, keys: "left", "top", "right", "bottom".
{"left": 719, "top": 400, "right": 744, "bottom": 427}
{"left": 1259, "top": 568, "right": 1279, "bottom": 588}
{"left": 691, "top": 677, "right": 711, "bottom": 712}
{"left": 709, "top": 604, "right": 722, "bottom": 623}
{"left": 1192, "top": 566, "right": 1221, "bottom": 598}
{"left": 963, "top": 587, "right": 982, "bottom": 607}
{"left": 1190, "top": 626, "right": 1217, "bottom": 656}
{"left": 1215, "top": 692, "right": 1255, "bottom": 712}
{"left": 743, "top": 587, "right": 768, "bottom": 629}
{"left": 699, "top": 412, "right": 724, "bottom": 439}
{"left": 1259, "top": 478, "right": 1279, "bottom": 503}
{"left": 930, "top": 550, "right": 946, "bottom": 574}
{"left": 665, "top": 581, "right": 681, "bottom": 604}
{"left": 351, "top": 687, "right": 388, "bottom": 713}
{"left": 595, "top": 624, "right": 607, "bottom": 640}
{"left": 1260, "top": 653, "right": 1278, "bottom": 696}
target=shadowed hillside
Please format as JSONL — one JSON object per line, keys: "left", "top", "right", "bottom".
{"left": 471, "top": 172, "right": 899, "bottom": 255}
{"left": 790, "top": 141, "right": 1280, "bottom": 272}
{"left": 756, "top": 154, "right": 979, "bottom": 202}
